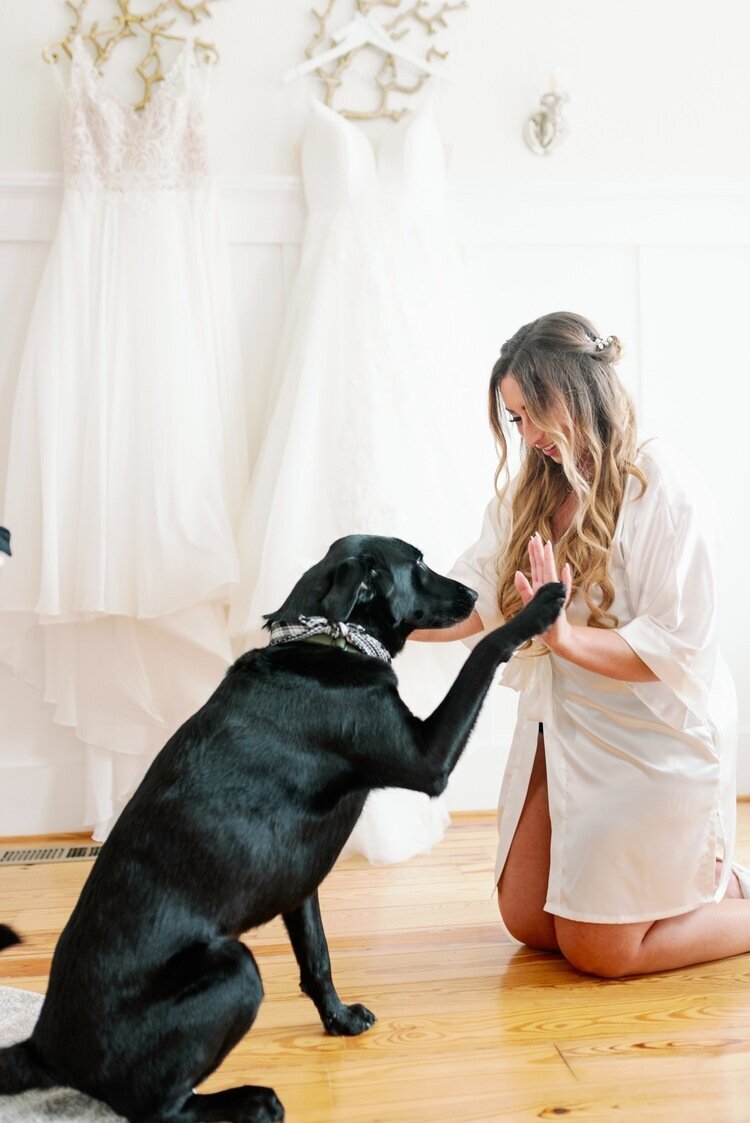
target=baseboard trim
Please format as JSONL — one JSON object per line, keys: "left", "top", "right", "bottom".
{"left": 0, "top": 830, "right": 92, "bottom": 845}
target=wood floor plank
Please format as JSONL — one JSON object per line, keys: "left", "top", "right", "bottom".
{"left": 2, "top": 811, "right": 750, "bottom": 1121}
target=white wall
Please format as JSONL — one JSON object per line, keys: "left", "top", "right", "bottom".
{"left": 1, "top": 1, "right": 749, "bottom": 832}
{"left": 3, "top": 1, "right": 750, "bottom": 182}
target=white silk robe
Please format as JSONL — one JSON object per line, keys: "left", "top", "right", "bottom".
{"left": 449, "top": 440, "right": 738, "bottom": 923}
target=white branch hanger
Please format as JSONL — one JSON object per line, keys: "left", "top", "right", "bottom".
{"left": 283, "top": 10, "right": 447, "bottom": 84}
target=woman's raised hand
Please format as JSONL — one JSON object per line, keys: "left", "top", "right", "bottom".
{"left": 514, "top": 534, "right": 573, "bottom": 650}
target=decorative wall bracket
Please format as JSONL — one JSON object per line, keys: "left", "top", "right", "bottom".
{"left": 524, "top": 86, "right": 569, "bottom": 156}
{"left": 43, "top": 0, "right": 220, "bottom": 110}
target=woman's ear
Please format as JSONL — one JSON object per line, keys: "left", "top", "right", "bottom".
{"left": 320, "top": 557, "right": 372, "bottom": 621}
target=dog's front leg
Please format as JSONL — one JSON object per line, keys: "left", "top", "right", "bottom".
{"left": 283, "top": 892, "right": 376, "bottom": 1036}
{"left": 414, "top": 582, "right": 567, "bottom": 793}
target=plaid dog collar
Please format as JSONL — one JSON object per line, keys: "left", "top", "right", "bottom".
{"left": 268, "top": 616, "right": 392, "bottom": 665}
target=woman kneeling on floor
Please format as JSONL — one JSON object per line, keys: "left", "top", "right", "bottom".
{"left": 414, "top": 310, "right": 742, "bottom": 978}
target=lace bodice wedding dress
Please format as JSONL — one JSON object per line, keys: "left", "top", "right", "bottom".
{"left": 0, "top": 38, "right": 248, "bottom": 839}
{"left": 230, "top": 96, "right": 492, "bottom": 863}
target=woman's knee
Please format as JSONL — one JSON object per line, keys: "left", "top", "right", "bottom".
{"left": 553, "top": 918, "right": 643, "bottom": 978}
{"left": 497, "top": 885, "right": 558, "bottom": 951}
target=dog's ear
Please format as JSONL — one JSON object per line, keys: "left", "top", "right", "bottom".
{"left": 371, "top": 568, "right": 394, "bottom": 598}
{"left": 321, "top": 557, "right": 374, "bottom": 621}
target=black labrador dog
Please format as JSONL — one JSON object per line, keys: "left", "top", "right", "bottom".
{"left": 0, "top": 534, "right": 564, "bottom": 1123}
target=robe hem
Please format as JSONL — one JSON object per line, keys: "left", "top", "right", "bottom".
{"left": 541, "top": 892, "right": 722, "bottom": 926}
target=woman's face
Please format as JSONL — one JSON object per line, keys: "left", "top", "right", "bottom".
{"left": 500, "top": 375, "right": 563, "bottom": 464}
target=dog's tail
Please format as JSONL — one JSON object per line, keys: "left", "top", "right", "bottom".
{"left": 0, "top": 926, "right": 55, "bottom": 1094}
{"left": 0, "top": 1041, "right": 55, "bottom": 1094}
{"left": 0, "top": 924, "right": 21, "bottom": 952}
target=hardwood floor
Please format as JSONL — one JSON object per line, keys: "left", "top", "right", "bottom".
{"left": 2, "top": 809, "right": 750, "bottom": 1121}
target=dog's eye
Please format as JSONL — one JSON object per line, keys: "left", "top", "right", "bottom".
{"left": 416, "top": 559, "right": 427, "bottom": 571}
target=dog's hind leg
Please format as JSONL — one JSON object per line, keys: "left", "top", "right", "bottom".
{"left": 114, "top": 940, "right": 283, "bottom": 1123}
{"left": 283, "top": 891, "right": 375, "bottom": 1036}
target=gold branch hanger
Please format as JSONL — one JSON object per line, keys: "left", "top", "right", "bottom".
{"left": 43, "top": 0, "right": 220, "bottom": 111}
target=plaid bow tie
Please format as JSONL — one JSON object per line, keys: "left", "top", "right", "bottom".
{"left": 268, "top": 616, "right": 392, "bottom": 664}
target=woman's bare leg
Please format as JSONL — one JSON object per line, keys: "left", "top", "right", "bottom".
{"left": 497, "top": 736, "right": 747, "bottom": 974}
{"left": 554, "top": 898, "right": 750, "bottom": 979}
{"left": 497, "top": 730, "right": 559, "bottom": 951}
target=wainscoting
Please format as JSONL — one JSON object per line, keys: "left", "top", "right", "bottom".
{"left": 1, "top": 175, "right": 748, "bottom": 833}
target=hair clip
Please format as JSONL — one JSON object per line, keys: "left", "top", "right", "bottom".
{"left": 594, "top": 335, "right": 613, "bottom": 352}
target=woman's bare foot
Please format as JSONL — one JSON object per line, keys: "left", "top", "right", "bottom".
{"left": 716, "top": 859, "right": 743, "bottom": 899}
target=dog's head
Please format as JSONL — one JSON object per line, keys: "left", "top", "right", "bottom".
{"left": 263, "top": 535, "right": 478, "bottom": 656}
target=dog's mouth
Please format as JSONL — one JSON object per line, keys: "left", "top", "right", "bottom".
{"left": 418, "top": 588, "right": 478, "bottom": 629}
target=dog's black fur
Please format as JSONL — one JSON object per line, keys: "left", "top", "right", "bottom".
{"left": 0, "top": 535, "right": 564, "bottom": 1122}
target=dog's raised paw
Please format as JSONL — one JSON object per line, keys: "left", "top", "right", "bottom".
{"left": 524, "top": 581, "right": 567, "bottom": 636}
{"left": 323, "top": 1001, "right": 377, "bottom": 1036}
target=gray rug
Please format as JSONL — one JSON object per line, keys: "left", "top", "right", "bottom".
{"left": 0, "top": 987, "right": 125, "bottom": 1121}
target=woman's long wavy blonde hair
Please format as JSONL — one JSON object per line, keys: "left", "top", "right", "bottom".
{"left": 489, "top": 311, "right": 645, "bottom": 632}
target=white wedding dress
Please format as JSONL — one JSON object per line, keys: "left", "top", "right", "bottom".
{"left": 0, "top": 38, "right": 248, "bottom": 839}
{"left": 230, "top": 96, "right": 492, "bottom": 863}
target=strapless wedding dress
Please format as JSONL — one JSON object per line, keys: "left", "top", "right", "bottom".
{"left": 230, "top": 95, "right": 492, "bottom": 863}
